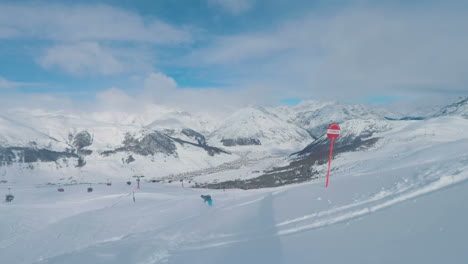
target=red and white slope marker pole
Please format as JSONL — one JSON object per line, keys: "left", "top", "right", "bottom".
{"left": 325, "top": 123, "right": 341, "bottom": 188}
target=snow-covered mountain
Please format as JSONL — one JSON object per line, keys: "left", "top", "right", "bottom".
{"left": 208, "top": 106, "right": 312, "bottom": 152}
{"left": 433, "top": 96, "right": 468, "bottom": 119}
{"left": 0, "top": 114, "right": 68, "bottom": 151}
{"left": 0, "top": 109, "right": 235, "bottom": 183}
{"left": 369, "top": 96, "right": 468, "bottom": 120}
{"left": 289, "top": 101, "right": 384, "bottom": 139}
{"left": 0, "top": 97, "right": 467, "bottom": 185}
{"left": 270, "top": 100, "right": 386, "bottom": 140}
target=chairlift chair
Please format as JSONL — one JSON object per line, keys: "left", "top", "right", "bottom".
{"left": 58, "top": 187, "right": 64, "bottom": 192}
{"left": 87, "top": 184, "right": 93, "bottom": 193}
{"left": 5, "top": 188, "right": 14, "bottom": 202}
{"left": 5, "top": 194, "right": 14, "bottom": 202}
{"left": 126, "top": 181, "right": 131, "bottom": 186}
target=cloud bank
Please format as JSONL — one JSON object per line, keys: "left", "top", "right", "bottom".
{"left": 0, "top": 1, "right": 466, "bottom": 114}
{"left": 185, "top": 6, "right": 468, "bottom": 100}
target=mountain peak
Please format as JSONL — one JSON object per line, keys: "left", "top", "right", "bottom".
{"left": 436, "top": 96, "right": 468, "bottom": 118}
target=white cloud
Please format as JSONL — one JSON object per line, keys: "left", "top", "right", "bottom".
{"left": 186, "top": 7, "right": 468, "bottom": 100}
{"left": 0, "top": 77, "right": 22, "bottom": 89}
{"left": 138, "top": 72, "right": 229, "bottom": 108}
{"left": 144, "top": 72, "right": 177, "bottom": 94}
{"left": 95, "top": 87, "right": 139, "bottom": 111}
{"left": 96, "top": 72, "right": 261, "bottom": 113}
{"left": 1, "top": 2, "right": 466, "bottom": 110}
{"left": 39, "top": 42, "right": 125, "bottom": 75}
{"left": 0, "top": 93, "right": 76, "bottom": 112}
{"left": 187, "top": 33, "right": 291, "bottom": 65}
{"left": 0, "top": 3, "right": 191, "bottom": 44}
{"left": 207, "top": 0, "right": 256, "bottom": 15}
{"left": 96, "top": 72, "right": 179, "bottom": 108}
{"left": 0, "top": 76, "right": 39, "bottom": 89}
{"left": 0, "top": 3, "right": 191, "bottom": 76}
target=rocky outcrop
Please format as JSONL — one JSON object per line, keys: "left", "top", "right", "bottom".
{"left": 71, "top": 131, "right": 93, "bottom": 156}
{"left": 0, "top": 146, "right": 78, "bottom": 166}
{"left": 221, "top": 138, "right": 261, "bottom": 146}
{"left": 101, "top": 131, "right": 177, "bottom": 157}
{"left": 181, "top": 128, "right": 206, "bottom": 145}
{"left": 170, "top": 136, "right": 229, "bottom": 157}
{"left": 72, "top": 131, "right": 93, "bottom": 150}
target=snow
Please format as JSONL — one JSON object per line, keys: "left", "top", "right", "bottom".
{"left": 289, "top": 102, "right": 384, "bottom": 138}
{"left": 0, "top": 109, "right": 238, "bottom": 183}
{"left": 1, "top": 115, "right": 468, "bottom": 263}
{"left": 90, "top": 105, "right": 221, "bottom": 134}
{"left": 0, "top": 115, "right": 67, "bottom": 151}
{"left": 2, "top": 98, "right": 462, "bottom": 187}
{"left": 194, "top": 154, "right": 288, "bottom": 184}
{"left": 434, "top": 96, "right": 468, "bottom": 119}
{"left": 209, "top": 106, "right": 312, "bottom": 152}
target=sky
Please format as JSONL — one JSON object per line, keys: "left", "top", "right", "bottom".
{"left": 0, "top": 0, "right": 467, "bottom": 112}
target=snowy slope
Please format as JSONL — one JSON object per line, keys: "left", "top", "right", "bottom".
{"left": 295, "top": 118, "right": 392, "bottom": 156}
{"left": 0, "top": 110, "right": 236, "bottom": 183}
{"left": 272, "top": 100, "right": 334, "bottom": 123}
{"left": 8, "top": 108, "right": 217, "bottom": 150}
{"left": 209, "top": 106, "right": 312, "bottom": 152}
{"left": 92, "top": 105, "right": 220, "bottom": 134}
{"left": 0, "top": 114, "right": 68, "bottom": 151}
{"left": 7, "top": 110, "right": 138, "bottom": 150}
{"left": 291, "top": 103, "right": 384, "bottom": 138}
{"left": 0, "top": 116, "right": 467, "bottom": 263}
{"left": 433, "top": 96, "right": 468, "bottom": 119}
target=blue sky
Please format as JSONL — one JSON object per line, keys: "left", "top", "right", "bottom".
{"left": 0, "top": 0, "right": 467, "bottom": 110}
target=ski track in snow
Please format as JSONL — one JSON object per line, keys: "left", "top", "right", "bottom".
{"left": 172, "top": 160, "right": 468, "bottom": 252}
{"left": 277, "top": 169, "right": 468, "bottom": 236}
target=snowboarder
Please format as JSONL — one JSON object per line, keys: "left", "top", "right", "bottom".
{"left": 200, "top": 195, "right": 213, "bottom": 206}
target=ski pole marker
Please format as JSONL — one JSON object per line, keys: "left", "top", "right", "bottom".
{"left": 326, "top": 123, "right": 340, "bottom": 188}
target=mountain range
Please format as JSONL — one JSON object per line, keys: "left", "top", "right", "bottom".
{"left": 0, "top": 96, "right": 466, "bottom": 187}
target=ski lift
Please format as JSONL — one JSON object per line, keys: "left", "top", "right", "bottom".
{"left": 58, "top": 185, "right": 64, "bottom": 192}
{"left": 5, "top": 188, "right": 14, "bottom": 202}
{"left": 87, "top": 184, "right": 93, "bottom": 193}
{"left": 126, "top": 181, "right": 131, "bottom": 186}
{"left": 106, "top": 179, "right": 112, "bottom": 186}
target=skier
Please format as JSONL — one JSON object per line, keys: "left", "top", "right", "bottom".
{"left": 200, "top": 195, "right": 213, "bottom": 206}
